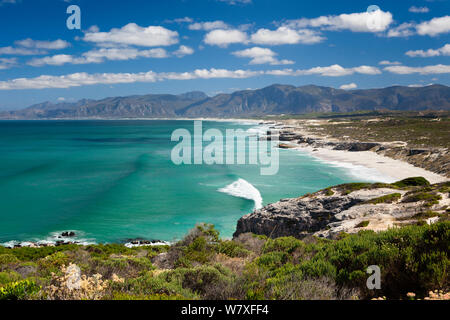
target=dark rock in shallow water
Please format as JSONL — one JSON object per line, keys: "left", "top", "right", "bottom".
{"left": 61, "top": 231, "right": 76, "bottom": 237}
{"left": 124, "top": 238, "right": 166, "bottom": 246}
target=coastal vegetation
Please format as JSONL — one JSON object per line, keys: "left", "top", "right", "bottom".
{"left": 0, "top": 221, "right": 448, "bottom": 300}
{"left": 269, "top": 110, "right": 450, "bottom": 149}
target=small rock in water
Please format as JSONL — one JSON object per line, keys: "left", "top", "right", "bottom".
{"left": 61, "top": 231, "right": 76, "bottom": 237}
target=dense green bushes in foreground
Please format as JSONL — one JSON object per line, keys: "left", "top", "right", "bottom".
{"left": 0, "top": 222, "right": 448, "bottom": 300}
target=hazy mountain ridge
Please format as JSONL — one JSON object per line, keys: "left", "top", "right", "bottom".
{"left": 1, "top": 85, "right": 449, "bottom": 119}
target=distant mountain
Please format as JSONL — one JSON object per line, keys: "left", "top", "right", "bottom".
{"left": 1, "top": 85, "right": 449, "bottom": 119}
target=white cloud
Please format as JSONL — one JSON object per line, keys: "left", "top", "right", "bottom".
{"left": 384, "top": 64, "right": 450, "bottom": 75}
{"left": 188, "top": 21, "right": 229, "bottom": 31}
{"left": 409, "top": 6, "right": 430, "bottom": 13}
{"left": 386, "top": 23, "right": 415, "bottom": 37}
{"left": 0, "top": 0, "right": 19, "bottom": 6}
{"left": 0, "top": 38, "right": 70, "bottom": 56}
{"left": 232, "top": 47, "right": 294, "bottom": 65}
{"left": 406, "top": 44, "right": 450, "bottom": 57}
{"left": 251, "top": 27, "right": 325, "bottom": 45}
{"left": 285, "top": 10, "right": 393, "bottom": 33}
{"left": 0, "top": 68, "right": 261, "bottom": 90}
{"left": 416, "top": 16, "right": 450, "bottom": 36}
{"left": 340, "top": 83, "right": 357, "bottom": 90}
{"left": 379, "top": 60, "right": 402, "bottom": 65}
{"left": 300, "top": 64, "right": 381, "bottom": 76}
{"left": 173, "top": 45, "right": 194, "bottom": 57}
{"left": 27, "top": 54, "right": 74, "bottom": 67}
{"left": 83, "top": 23, "right": 179, "bottom": 47}
{"left": 0, "top": 47, "right": 45, "bottom": 56}
{"left": 0, "top": 64, "right": 382, "bottom": 90}
{"left": 267, "top": 64, "right": 381, "bottom": 77}
{"left": 166, "top": 17, "right": 193, "bottom": 24}
{"left": 27, "top": 48, "right": 169, "bottom": 67}
{"left": 204, "top": 29, "right": 248, "bottom": 47}
{"left": 0, "top": 58, "right": 17, "bottom": 70}
{"left": 15, "top": 38, "right": 70, "bottom": 50}
{"left": 217, "top": 0, "right": 252, "bottom": 5}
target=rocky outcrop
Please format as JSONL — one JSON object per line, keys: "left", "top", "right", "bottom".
{"left": 234, "top": 181, "right": 449, "bottom": 240}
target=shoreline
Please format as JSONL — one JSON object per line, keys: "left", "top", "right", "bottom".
{"left": 265, "top": 120, "right": 449, "bottom": 184}
{"left": 296, "top": 145, "right": 448, "bottom": 184}
{"left": 1, "top": 118, "right": 448, "bottom": 248}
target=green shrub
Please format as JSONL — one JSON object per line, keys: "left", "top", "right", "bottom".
{"left": 0, "top": 279, "right": 40, "bottom": 300}
{"left": 392, "top": 177, "right": 430, "bottom": 188}
{"left": 402, "top": 192, "right": 442, "bottom": 204}
{"left": 262, "top": 237, "right": 305, "bottom": 254}
{"left": 2, "top": 244, "right": 78, "bottom": 261}
{"left": 0, "top": 254, "right": 19, "bottom": 265}
{"left": 0, "top": 271, "right": 22, "bottom": 285}
{"left": 37, "top": 252, "right": 68, "bottom": 276}
{"left": 256, "top": 252, "right": 290, "bottom": 271}
{"left": 355, "top": 221, "right": 370, "bottom": 228}
{"left": 163, "top": 265, "right": 235, "bottom": 299}
{"left": 217, "top": 241, "right": 250, "bottom": 258}
{"left": 366, "top": 193, "right": 401, "bottom": 204}
{"left": 125, "top": 271, "right": 196, "bottom": 299}
{"left": 109, "top": 292, "right": 186, "bottom": 300}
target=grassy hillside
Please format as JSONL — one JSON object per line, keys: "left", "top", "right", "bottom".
{"left": 1, "top": 221, "right": 448, "bottom": 300}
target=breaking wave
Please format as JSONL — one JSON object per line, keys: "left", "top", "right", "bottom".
{"left": 218, "top": 178, "right": 263, "bottom": 210}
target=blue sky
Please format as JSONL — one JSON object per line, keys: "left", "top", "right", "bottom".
{"left": 0, "top": 0, "right": 449, "bottom": 110}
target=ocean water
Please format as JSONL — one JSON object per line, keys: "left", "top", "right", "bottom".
{"left": 0, "top": 120, "right": 382, "bottom": 245}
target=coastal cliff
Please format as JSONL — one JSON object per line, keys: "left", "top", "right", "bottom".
{"left": 234, "top": 178, "right": 450, "bottom": 239}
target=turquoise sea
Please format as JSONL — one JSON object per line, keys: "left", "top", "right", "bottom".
{"left": 0, "top": 120, "right": 383, "bottom": 245}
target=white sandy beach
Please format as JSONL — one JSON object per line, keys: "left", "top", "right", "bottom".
{"left": 297, "top": 145, "right": 448, "bottom": 184}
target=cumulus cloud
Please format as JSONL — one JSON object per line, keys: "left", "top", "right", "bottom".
{"left": 27, "top": 48, "right": 169, "bottom": 67}
{"left": 384, "top": 64, "right": 450, "bottom": 75}
{"left": 267, "top": 64, "right": 381, "bottom": 77}
{"left": 173, "top": 45, "right": 194, "bottom": 57}
{"left": 387, "top": 23, "right": 416, "bottom": 37}
{"left": 301, "top": 64, "right": 381, "bottom": 76}
{"left": 0, "top": 47, "right": 46, "bottom": 56}
{"left": 409, "top": 6, "right": 429, "bottom": 13}
{"left": 83, "top": 23, "right": 179, "bottom": 47}
{"left": 15, "top": 39, "right": 70, "bottom": 50}
{"left": 0, "top": 38, "right": 70, "bottom": 56}
{"left": 204, "top": 29, "right": 248, "bottom": 47}
{"left": 406, "top": 44, "right": 450, "bottom": 57}
{"left": 188, "top": 21, "right": 229, "bottom": 31}
{"left": 416, "top": 16, "right": 450, "bottom": 36}
{"left": 217, "top": 0, "right": 252, "bottom": 5}
{"left": 232, "top": 47, "right": 294, "bottom": 65}
{"left": 285, "top": 9, "right": 393, "bottom": 33}
{"left": 0, "top": 58, "right": 17, "bottom": 70}
{"left": 251, "top": 27, "right": 325, "bottom": 45}
{"left": 340, "top": 83, "right": 357, "bottom": 90}
{"left": 379, "top": 60, "right": 402, "bottom": 65}
{"left": 0, "top": 68, "right": 261, "bottom": 90}
{"left": 0, "top": 64, "right": 382, "bottom": 90}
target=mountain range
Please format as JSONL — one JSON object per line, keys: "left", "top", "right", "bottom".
{"left": 1, "top": 84, "right": 450, "bottom": 119}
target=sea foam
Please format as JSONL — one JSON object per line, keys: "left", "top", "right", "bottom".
{"left": 218, "top": 178, "right": 263, "bottom": 210}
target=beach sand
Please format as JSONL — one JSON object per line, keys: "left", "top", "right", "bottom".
{"left": 297, "top": 145, "right": 448, "bottom": 184}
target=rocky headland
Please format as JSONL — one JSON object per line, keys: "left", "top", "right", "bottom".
{"left": 234, "top": 178, "right": 450, "bottom": 239}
